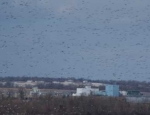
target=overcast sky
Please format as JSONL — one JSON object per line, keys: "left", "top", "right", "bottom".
{"left": 0, "top": 0, "right": 150, "bottom": 81}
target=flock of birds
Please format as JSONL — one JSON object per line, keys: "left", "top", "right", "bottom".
{"left": 0, "top": 0, "right": 150, "bottom": 81}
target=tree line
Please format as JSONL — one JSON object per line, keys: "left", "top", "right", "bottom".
{"left": 0, "top": 76, "right": 150, "bottom": 92}
{"left": 0, "top": 96, "right": 150, "bottom": 115}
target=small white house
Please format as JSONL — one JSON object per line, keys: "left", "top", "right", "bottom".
{"left": 72, "top": 86, "right": 99, "bottom": 96}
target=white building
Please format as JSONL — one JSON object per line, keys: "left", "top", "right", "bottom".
{"left": 61, "top": 81, "right": 73, "bottom": 86}
{"left": 13, "top": 80, "right": 37, "bottom": 87}
{"left": 52, "top": 81, "right": 60, "bottom": 84}
{"left": 120, "top": 91, "right": 127, "bottom": 96}
{"left": 72, "top": 86, "right": 99, "bottom": 96}
{"left": 30, "top": 87, "right": 41, "bottom": 96}
{"left": 53, "top": 80, "right": 79, "bottom": 86}
{"left": 91, "top": 83, "right": 105, "bottom": 87}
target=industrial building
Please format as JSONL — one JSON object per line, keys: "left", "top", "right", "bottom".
{"left": 73, "top": 85, "right": 120, "bottom": 97}
{"left": 72, "top": 86, "right": 99, "bottom": 96}
{"left": 127, "top": 90, "right": 141, "bottom": 97}
{"left": 105, "top": 85, "right": 119, "bottom": 97}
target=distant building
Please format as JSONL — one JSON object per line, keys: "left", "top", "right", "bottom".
{"left": 105, "top": 85, "right": 119, "bottom": 97}
{"left": 83, "top": 80, "right": 88, "bottom": 83}
{"left": 91, "top": 82, "right": 105, "bottom": 87}
{"left": 0, "top": 82, "right": 6, "bottom": 86}
{"left": 52, "top": 81, "right": 60, "bottom": 84}
{"left": 35, "top": 81, "right": 45, "bottom": 84}
{"left": 53, "top": 80, "right": 79, "bottom": 86}
{"left": 13, "top": 80, "right": 37, "bottom": 87}
{"left": 30, "top": 87, "right": 41, "bottom": 97}
{"left": 127, "top": 90, "right": 141, "bottom": 97}
{"left": 95, "top": 90, "right": 106, "bottom": 96}
{"left": 120, "top": 91, "right": 127, "bottom": 96}
{"left": 73, "top": 85, "right": 120, "bottom": 97}
{"left": 72, "top": 86, "right": 99, "bottom": 96}
{"left": 61, "top": 81, "right": 74, "bottom": 86}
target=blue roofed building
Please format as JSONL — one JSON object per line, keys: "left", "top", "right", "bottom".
{"left": 105, "top": 85, "right": 119, "bottom": 97}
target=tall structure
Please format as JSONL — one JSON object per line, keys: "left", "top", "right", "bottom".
{"left": 105, "top": 85, "right": 119, "bottom": 97}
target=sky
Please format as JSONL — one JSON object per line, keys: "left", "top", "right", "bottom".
{"left": 0, "top": 0, "right": 150, "bottom": 81}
